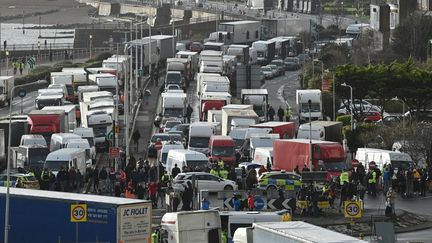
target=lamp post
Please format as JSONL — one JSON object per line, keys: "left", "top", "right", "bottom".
{"left": 37, "top": 41, "right": 41, "bottom": 63}
{"left": 341, "top": 82, "right": 353, "bottom": 130}
{"left": 4, "top": 80, "right": 47, "bottom": 243}
{"left": 89, "top": 35, "right": 93, "bottom": 59}
{"left": 392, "top": 97, "right": 406, "bottom": 149}
{"left": 5, "top": 51, "right": 9, "bottom": 76}
{"left": 308, "top": 99, "right": 313, "bottom": 171}
{"left": 332, "top": 73, "right": 336, "bottom": 121}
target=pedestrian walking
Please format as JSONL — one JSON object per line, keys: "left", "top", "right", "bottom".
{"left": 277, "top": 106, "right": 284, "bottom": 121}
{"left": 19, "top": 60, "right": 24, "bottom": 75}
{"left": 268, "top": 106, "right": 275, "bottom": 121}
{"left": 75, "top": 169, "right": 83, "bottom": 193}
{"left": 93, "top": 167, "right": 100, "bottom": 192}
{"left": 171, "top": 164, "right": 181, "bottom": 178}
{"left": 13, "top": 60, "right": 18, "bottom": 75}
{"left": 285, "top": 107, "right": 292, "bottom": 121}
{"left": 132, "top": 129, "right": 141, "bottom": 152}
{"left": 148, "top": 181, "right": 158, "bottom": 208}
{"left": 386, "top": 187, "right": 396, "bottom": 216}
{"left": 186, "top": 104, "right": 193, "bottom": 123}
{"left": 99, "top": 167, "right": 108, "bottom": 192}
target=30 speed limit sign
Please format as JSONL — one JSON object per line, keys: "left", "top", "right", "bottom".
{"left": 344, "top": 201, "right": 362, "bottom": 218}
{"left": 71, "top": 204, "right": 87, "bottom": 222}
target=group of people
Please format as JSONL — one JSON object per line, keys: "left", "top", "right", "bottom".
{"left": 39, "top": 167, "right": 83, "bottom": 192}
{"left": 266, "top": 106, "right": 291, "bottom": 121}
{"left": 12, "top": 58, "right": 26, "bottom": 75}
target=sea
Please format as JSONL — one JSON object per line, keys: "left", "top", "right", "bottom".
{"left": 0, "top": 23, "right": 75, "bottom": 50}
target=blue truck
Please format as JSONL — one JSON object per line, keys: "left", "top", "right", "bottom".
{"left": 0, "top": 187, "right": 152, "bottom": 243}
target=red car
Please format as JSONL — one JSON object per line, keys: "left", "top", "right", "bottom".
{"left": 363, "top": 111, "right": 382, "bottom": 122}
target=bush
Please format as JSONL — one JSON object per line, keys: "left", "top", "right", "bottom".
{"left": 336, "top": 115, "right": 351, "bottom": 126}
{"left": 344, "top": 122, "right": 376, "bottom": 152}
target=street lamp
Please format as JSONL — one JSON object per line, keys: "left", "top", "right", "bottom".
{"left": 4, "top": 80, "right": 48, "bottom": 243}
{"left": 89, "top": 35, "right": 93, "bottom": 59}
{"left": 308, "top": 99, "right": 313, "bottom": 171}
{"left": 341, "top": 82, "right": 353, "bottom": 130}
{"left": 392, "top": 97, "right": 406, "bottom": 149}
{"left": 5, "top": 51, "right": 9, "bottom": 76}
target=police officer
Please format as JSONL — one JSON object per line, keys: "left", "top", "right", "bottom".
{"left": 220, "top": 167, "right": 229, "bottom": 179}
{"left": 218, "top": 158, "right": 225, "bottom": 169}
{"left": 41, "top": 168, "right": 50, "bottom": 190}
{"left": 151, "top": 228, "right": 159, "bottom": 243}
{"left": 368, "top": 169, "right": 377, "bottom": 197}
{"left": 340, "top": 169, "right": 349, "bottom": 186}
{"left": 210, "top": 165, "right": 219, "bottom": 177}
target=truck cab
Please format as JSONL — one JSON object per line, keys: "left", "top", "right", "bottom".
{"left": 188, "top": 122, "right": 217, "bottom": 154}
{"left": 296, "top": 89, "right": 323, "bottom": 123}
{"left": 208, "top": 135, "right": 236, "bottom": 165}
{"left": 241, "top": 89, "right": 268, "bottom": 122}
{"left": 35, "top": 94, "right": 64, "bottom": 110}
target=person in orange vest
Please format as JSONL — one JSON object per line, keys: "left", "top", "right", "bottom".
{"left": 125, "top": 181, "right": 136, "bottom": 198}
{"left": 119, "top": 169, "right": 126, "bottom": 191}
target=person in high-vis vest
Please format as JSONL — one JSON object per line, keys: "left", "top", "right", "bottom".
{"left": 218, "top": 158, "right": 225, "bottom": 169}
{"left": 221, "top": 230, "right": 228, "bottom": 243}
{"left": 219, "top": 168, "right": 229, "bottom": 179}
{"left": 339, "top": 170, "right": 349, "bottom": 186}
{"left": 368, "top": 169, "right": 377, "bottom": 197}
{"left": 151, "top": 229, "right": 159, "bottom": 243}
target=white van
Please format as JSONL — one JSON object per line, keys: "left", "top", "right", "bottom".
{"left": 44, "top": 148, "right": 87, "bottom": 174}
{"left": 49, "top": 133, "right": 82, "bottom": 152}
{"left": 66, "top": 139, "right": 94, "bottom": 166}
{"left": 253, "top": 147, "right": 273, "bottom": 166}
{"left": 355, "top": 148, "right": 414, "bottom": 171}
{"left": 161, "top": 210, "right": 221, "bottom": 243}
{"left": 158, "top": 142, "right": 185, "bottom": 166}
{"left": 73, "top": 127, "right": 96, "bottom": 158}
{"left": 166, "top": 149, "right": 209, "bottom": 175}
{"left": 249, "top": 133, "right": 279, "bottom": 159}
{"left": 20, "top": 134, "right": 47, "bottom": 147}
{"left": 188, "top": 122, "right": 217, "bottom": 154}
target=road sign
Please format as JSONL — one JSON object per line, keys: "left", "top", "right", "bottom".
{"left": 109, "top": 147, "right": 120, "bottom": 158}
{"left": 344, "top": 201, "right": 362, "bottom": 218}
{"left": 27, "top": 56, "right": 36, "bottom": 68}
{"left": 70, "top": 204, "right": 87, "bottom": 222}
{"left": 18, "top": 89, "right": 26, "bottom": 98}
{"left": 254, "top": 196, "right": 265, "bottom": 211}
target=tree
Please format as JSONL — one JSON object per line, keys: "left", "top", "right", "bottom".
{"left": 392, "top": 13, "right": 432, "bottom": 61}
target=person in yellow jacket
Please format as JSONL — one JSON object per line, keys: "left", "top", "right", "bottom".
{"left": 151, "top": 229, "right": 159, "bottom": 243}
{"left": 339, "top": 170, "right": 349, "bottom": 186}
{"left": 284, "top": 107, "right": 292, "bottom": 122}
{"left": 218, "top": 158, "right": 225, "bottom": 169}
{"left": 219, "top": 168, "right": 229, "bottom": 179}
{"left": 221, "top": 230, "right": 228, "bottom": 243}
{"left": 413, "top": 168, "right": 421, "bottom": 196}
{"left": 368, "top": 170, "right": 377, "bottom": 197}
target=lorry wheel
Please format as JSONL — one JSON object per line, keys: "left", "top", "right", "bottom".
{"left": 224, "top": 185, "right": 233, "bottom": 191}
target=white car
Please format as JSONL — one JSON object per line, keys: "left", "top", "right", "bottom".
{"left": 173, "top": 172, "right": 238, "bottom": 191}
{"left": 260, "top": 66, "right": 273, "bottom": 79}
{"left": 267, "top": 64, "right": 279, "bottom": 77}
{"left": 163, "top": 120, "right": 182, "bottom": 133}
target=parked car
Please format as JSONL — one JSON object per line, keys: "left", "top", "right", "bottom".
{"left": 297, "top": 53, "right": 311, "bottom": 65}
{"left": 270, "top": 59, "right": 285, "bottom": 75}
{"left": 257, "top": 171, "right": 301, "bottom": 191}
{"left": 267, "top": 64, "right": 279, "bottom": 77}
{"left": 284, "top": 57, "right": 300, "bottom": 70}
{"left": 173, "top": 172, "right": 238, "bottom": 191}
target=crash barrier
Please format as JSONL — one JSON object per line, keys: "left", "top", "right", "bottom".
{"left": 198, "top": 189, "right": 297, "bottom": 211}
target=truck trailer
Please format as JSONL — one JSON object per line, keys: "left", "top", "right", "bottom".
{"left": 0, "top": 187, "right": 152, "bottom": 243}
{"left": 0, "top": 76, "right": 14, "bottom": 107}
{"left": 297, "top": 121, "right": 343, "bottom": 143}
{"left": 273, "top": 139, "right": 346, "bottom": 178}
{"left": 218, "top": 20, "right": 261, "bottom": 45}
{"left": 27, "top": 110, "right": 66, "bottom": 143}
{"left": 250, "top": 121, "right": 296, "bottom": 139}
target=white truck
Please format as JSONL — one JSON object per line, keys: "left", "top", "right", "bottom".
{"left": 125, "top": 38, "right": 158, "bottom": 68}
{"left": 251, "top": 40, "right": 276, "bottom": 65}
{"left": 161, "top": 210, "right": 222, "bottom": 243}
{"left": 297, "top": 121, "right": 343, "bottom": 143}
{"left": 50, "top": 72, "right": 75, "bottom": 103}
{"left": 226, "top": 45, "right": 250, "bottom": 64}
{"left": 196, "top": 73, "right": 230, "bottom": 97}
{"left": 77, "top": 85, "right": 99, "bottom": 102}
{"left": 175, "top": 51, "right": 199, "bottom": 75}
{"left": 80, "top": 101, "right": 113, "bottom": 151}
{"left": 188, "top": 122, "right": 218, "bottom": 154}
{"left": 199, "top": 50, "right": 224, "bottom": 75}
{"left": 161, "top": 91, "right": 187, "bottom": 119}
{"left": 88, "top": 73, "right": 117, "bottom": 94}
{"left": 166, "top": 149, "right": 209, "bottom": 175}
{"left": 296, "top": 89, "right": 323, "bottom": 123}
{"left": 241, "top": 89, "right": 269, "bottom": 122}
{"left": 42, "top": 105, "right": 77, "bottom": 132}
{"left": 66, "top": 138, "right": 94, "bottom": 165}
{"left": 0, "top": 76, "right": 14, "bottom": 107}
{"left": 218, "top": 20, "right": 261, "bottom": 44}
{"left": 61, "top": 67, "right": 87, "bottom": 87}
{"left": 143, "top": 35, "right": 176, "bottom": 62}
{"left": 82, "top": 91, "right": 113, "bottom": 103}
{"left": 355, "top": 148, "right": 414, "bottom": 172}
{"left": 199, "top": 91, "right": 232, "bottom": 121}
{"left": 233, "top": 221, "right": 367, "bottom": 243}
{"left": 222, "top": 106, "right": 259, "bottom": 136}
{"left": 49, "top": 133, "right": 82, "bottom": 152}
{"left": 35, "top": 94, "right": 64, "bottom": 110}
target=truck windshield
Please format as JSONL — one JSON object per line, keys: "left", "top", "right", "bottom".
{"left": 36, "top": 98, "right": 62, "bottom": 109}
{"left": 189, "top": 137, "right": 210, "bottom": 148}
{"left": 91, "top": 125, "right": 108, "bottom": 138}
{"left": 28, "top": 149, "right": 49, "bottom": 166}
{"left": 324, "top": 161, "right": 347, "bottom": 172}
{"left": 44, "top": 161, "right": 69, "bottom": 171}
{"left": 301, "top": 103, "right": 321, "bottom": 112}
{"left": 253, "top": 105, "right": 265, "bottom": 117}
{"left": 166, "top": 73, "right": 182, "bottom": 84}
{"left": 164, "top": 108, "right": 183, "bottom": 118}
{"left": 212, "top": 147, "right": 235, "bottom": 157}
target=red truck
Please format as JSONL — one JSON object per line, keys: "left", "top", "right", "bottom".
{"left": 199, "top": 92, "right": 231, "bottom": 121}
{"left": 208, "top": 135, "right": 237, "bottom": 165}
{"left": 250, "top": 121, "right": 296, "bottom": 139}
{"left": 273, "top": 139, "right": 346, "bottom": 178}
{"left": 27, "top": 110, "right": 66, "bottom": 144}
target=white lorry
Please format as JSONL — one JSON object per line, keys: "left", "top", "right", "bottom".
{"left": 125, "top": 38, "right": 158, "bottom": 68}
{"left": 188, "top": 122, "right": 218, "bottom": 154}
{"left": 61, "top": 67, "right": 87, "bottom": 87}
{"left": 160, "top": 210, "right": 222, "bottom": 243}
{"left": 88, "top": 73, "right": 117, "bottom": 94}
{"left": 80, "top": 101, "right": 113, "bottom": 151}
{"left": 166, "top": 149, "right": 209, "bottom": 175}
{"left": 143, "top": 35, "right": 176, "bottom": 62}
{"left": 66, "top": 138, "right": 94, "bottom": 165}
{"left": 251, "top": 40, "right": 276, "bottom": 65}
{"left": 161, "top": 91, "right": 187, "bottom": 119}
{"left": 50, "top": 72, "right": 75, "bottom": 102}
{"left": 0, "top": 76, "right": 14, "bottom": 107}
{"left": 226, "top": 45, "right": 250, "bottom": 64}
{"left": 233, "top": 221, "right": 367, "bottom": 243}
{"left": 44, "top": 148, "right": 87, "bottom": 175}
{"left": 73, "top": 127, "right": 96, "bottom": 159}
{"left": 196, "top": 73, "right": 230, "bottom": 97}
{"left": 42, "top": 105, "right": 77, "bottom": 132}
{"left": 221, "top": 105, "right": 258, "bottom": 136}
{"left": 355, "top": 148, "right": 414, "bottom": 172}
{"left": 77, "top": 85, "right": 99, "bottom": 102}
{"left": 218, "top": 20, "right": 261, "bottom": 44}
{"left": 49, "top": 133, "right": 82, "bottom": 152}
{"left": 296, "top": 89, "right": 323, "bottom": 123}
{"left": 199, "top": 50, "right": 224, "bottom": 75}
{"left": 35, "top": 94, "right": 64, "bottom": 110}
{"left": 241, "top": 89, "right": 269, "bottom": 122}
{"left": 297, "top": 121, "right": 343, "bottom": 143}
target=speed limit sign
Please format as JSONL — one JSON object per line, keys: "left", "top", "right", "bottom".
{"left": 344, "top": 201, "right": 362, "bottom": 218}
{"left": 71, "top": 204, "right": 87, "bottom": 222}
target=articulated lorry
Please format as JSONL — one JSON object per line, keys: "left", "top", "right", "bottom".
{"left": 273, "top": 139, "right": 346, "bottom": 178}
{"left": 0, "top": 187, "right": 152, "bottom": 243}
{"left": 296, "top": 89, "right": 323, "bottom": 123}
{"left": 222, "top": 108, "right": 259, "bottom": 136}
{"left": 218, "top": 20, "right": 261, "bottom": 45}
{"left": 27, "top": 110, "right": 66, "bottom": 143}
{"left": 250, "top": 121, "right": 296, "bottom": 139}
{"left": 50, "top": 72, "right": 75, "bottom": 103}
{"left": 200, "top": 91, "right": 232, "bottom": 121}
{"left": 241, "top": 89, "right": 268, "bottom": 122}
{"left": 251, "top": 40, "right": 276, "bottom": 65}
{"left": 199, "top": 50, "right": 224, "bottom": 75}
{"left": 88, "top": 73, "right": 117, "bottom": 94}
{"left": 80, "top": 102, "right": 113, "bottom": 151}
